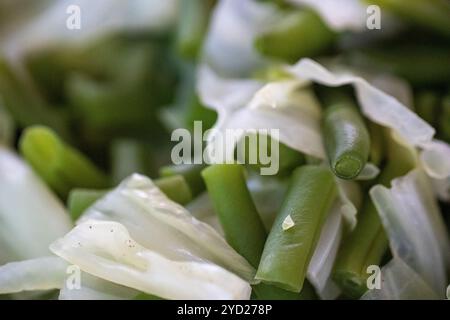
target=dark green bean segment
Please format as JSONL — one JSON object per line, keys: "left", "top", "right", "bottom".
{"left": 201, "top": 164, "right": 267, "bottom": 267}
{"left": 322, "top": 88, "right": 370, "bottom": 180}
{"left": 414, "top": 90, "right": 440, "bottom": 126}
{"left": 160, "top": 164, "right": 206, "bottom": 197}
{"left": 255, "top": 10, "right": 335, "bottom": 63}
{"left": 68, "top": 189, "right": 108, "bottom": 221}
{"left": 256, "top": 165, "right": 337, "bottom": 292}
{"left": 19, "top": 126, "right": 110, "bottom": 199}
{"left": 369, "top": 0, "right": 450, "bottom": 38}
{"left": 154, "top": 175, "right": 192, "bottom": 206}
{"left": 333, "top": 129, "right": 416, "bottom": 298}
{"left": 333, "top": 199, "right": 388, "bottom": 299}
{"left": 175, "top": 0, "right": 215, "bottom": 60}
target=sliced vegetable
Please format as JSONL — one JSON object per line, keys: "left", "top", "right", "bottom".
{"left": 256, "top": 165, "right": 337, "bottom": 292}
{"left": 202, "top": 164, "right": 267, "bottom": 267}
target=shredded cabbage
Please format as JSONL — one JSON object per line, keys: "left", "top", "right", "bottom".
{"left": 361, "top": 258, "right": 440, "bottom": 300}
{"left": 59, "top": 272, "right": 139, "bottom": 300}
{"left": 50, "top": 220, "right": 252, "bottom": 300}
{"left": 0, "top": 147, "right": 72, "bottom": 262}
{"left": 0, "top": 257, "right": 67, "bottom": 294}
{"left": 370, "top": 169, "right": 450, "bottom": 297}
{"left": 77, "top": 174, "right": 255, "bottom": 282}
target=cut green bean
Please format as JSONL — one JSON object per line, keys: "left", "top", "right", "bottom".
{"left": 333, "top": 129, "right": 416, "bottom": 298}
{"left": 255, "top": 10, "right": 335, "bottom": 63}
{"left": 19, "top": 126, "right": 110, "bottom": 199}
{"left": 111, "top": 139, "right": 154, "bottom": 184}
{"left": 175, "top": 0, "right": 215, "bottom": 60}
{"left": 346, "top": 46, "right": 450, "bottom": 86}
{"left": 256, "top": 165, "right": 337, "bottom": 292}
{"left": 160, "top": 164, "right": 206, "bottom": 197}
{"left": 368, "top": 0, "right": 450, "bottom": 38}
{"left": 201, "top": 164, "right": 267, "bottom": 267}
{"left": 154, "top": 175, "right": 192, "bottom": 206}
{"left": 321, "top": 88, "right": 371, "bottom": 180}
{"left": 333, "top": 199, "right": 388, "bottom": 299}
{"left": 67, "top": 189, "right": 108, "bottom": 221}
{"left": 414, "top": 90, "right": 440, "bottom": 126}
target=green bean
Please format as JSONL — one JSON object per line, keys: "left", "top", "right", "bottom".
{"left": 160, "top": 164, "right": 206, "bottom": 197}
{"left": 256, "top": 165, "right": 337, "bottom": 292}
{"left": 438, "top": 95, "right": 450, "bottom": 143}
{"left": 345, "top": 46, "right": 450, "bottom": 85}
{"left": 154, "top": 175, "right": 192, "bottom": 206}
{"left": 175, "top": 0, "right": 215, "bottom": 60}
{"left": 414, "top": 90, "right": 440, "bottom": 126}
{"left": 67, "top": 189, "right": 107, "bottom": 221}
{"left": 368, "top": 0, "right": 450, "bottom": 38}
{"left": 0, "top": 58, "right": 70, "bottom": 139}
{"left": 254, "top": 10, "right": 335, "bottom": 63}
{"left": 237, "top": 133, "right": 305, "bottom": 176}
{"left": 201, "top": 164, "right": 267, "bottom": 267}
{"left": 321, "top": 88, "right": 371, "bottom": 180}
{"left": 332, "top": 199, "right": 388, "bottom": 299}
{"left": 111, "top": 139, "right": 154, "bottom": 184}
{"left": 333, "top": 129, "right": 416, "bottom": 298}
{"left": 19, "top": 126, "right": 110, "bottom": 199}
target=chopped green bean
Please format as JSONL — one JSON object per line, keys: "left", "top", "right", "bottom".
{"left": 176, "top": 0, "right": 215, "bottom": 60}
{"left": 252, "top": 281, "right": 318, "bottom": 300}
{"left": 19, "top": 126, "right": 110, "bottom": 199}
{"left": 369, "top": 0, "right": 450, "bottom": 38}
{"left": 321, "top": 88, "right": 371, "bottom": 180}
{"left": 201, "top": 164, "right": 267, "bottom": 267}
{"left": 255, "top": 10, "right": 335, "bottom": 63}
{"left": 154, "top": 175, "right": 192, "bottom": 206}
{"left": 160, "top": 164, "right": 206, "bottom": 197}
{"left": 67, "top": 189, "right": 107, "bottom": 220}
{"left": 256, "top": 165, "right": 337, "bottom": 292}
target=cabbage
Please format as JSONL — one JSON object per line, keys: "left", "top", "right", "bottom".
{"left": 361, "top": 258, "right": 440, "bottom": 300}
{"left": 0, "top": 257, "right": 67, "bottom": 294}
{"left": 202, "top": 0, "right": 281, "bottom": 77}
{"left": 370, "top": 169, "right": 450, "bottom": 297}
{"left": 77, "top": 174, "right": 255, "bottom": 282}
{"left": 185, "top": 192, "right": 223, "bottom": 235}
{"left": 50, "top": 220, "right": 252, "bottom": 300}
{"left": 59, "top": 272, "right": 139, "bottom": 300}
{"left": 307, "top": 201, "right": 343, "bottom": 299}
{"left": 0, "top": 147, "right": 72, "bottom": 262}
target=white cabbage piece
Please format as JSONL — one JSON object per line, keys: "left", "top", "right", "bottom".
{"left": 361, "top": 258, "right": 440, "bottom": 300}
{"left": 59, "top": 272, "right": 139, "bottom": 300}
{"left": 185, "top": 192, "right": 223, "bottom": 235}
{"left": 370, "top": 169, "right": 450, "bottom": 297}
{"left": 2, "top": 0, "right": 178, "bottom": 59}
{"left": 78, "top": 174, "right": 255, "bottom": 282}
{"left": 356, "top": 162, "right": 380, "bottom": 181}
{"left": 307, "top": 201, "right": 343, "bottom": 299}
{"left": 200, "top": 77, "right": 324, "bottom": 163}
{"left": 0, "top": 147, "right": 72, "bottom": 262}
{"left": 202, "top": 0, "right": 281, "bottom": 77}
{"left": 51, "top": 220, "right": 252, "bottom": 300}
{"left": 336, "top": 178, "right": 363, "bottom": 231}
{"left": 420, "top": 140, "right": 450, "bottom": 201}
{"left": 286, "top": 58, "right": 435, "bottom": 147}
{"left": 0, "top": 257, "right": 68, "bottom": 294}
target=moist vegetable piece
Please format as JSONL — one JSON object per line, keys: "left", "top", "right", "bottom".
{"left": 256, "top": 165, "right": 337, "bottom": 292}
{"left": 321, "top": 88, "right": 371, "bottom": 180}
{"left": 201, "top": 164, "right": 267, "bottom": 267}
